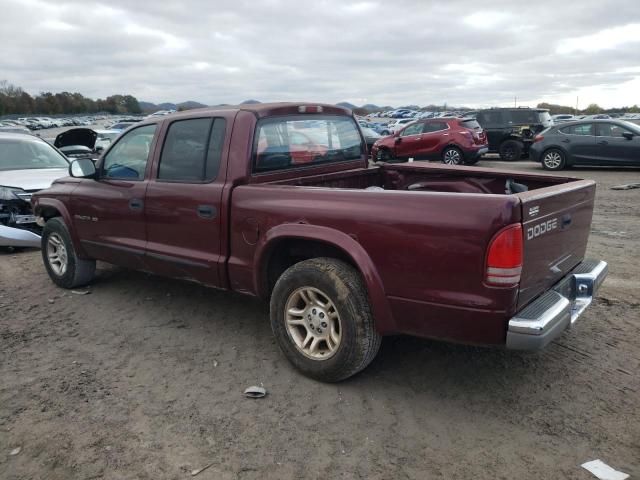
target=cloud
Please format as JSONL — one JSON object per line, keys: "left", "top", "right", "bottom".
{"left": 0, "top": 0, "right": 639, "bottom": 108}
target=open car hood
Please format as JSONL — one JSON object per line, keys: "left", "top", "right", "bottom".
{"left": 54, "top": 128, "right": 98, "bottom": 149}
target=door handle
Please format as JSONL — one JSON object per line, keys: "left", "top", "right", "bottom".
{"left": 197, "top": 205, "right": 217, "bottom": 219}
{"left": 129, "top": 198, "right": 143, "bottom": 211}
{"left": 597, "top": 140, "right": 608, "bottom": 145}
{"left": 561, "top": 138, "right": 570, "bottom": 143}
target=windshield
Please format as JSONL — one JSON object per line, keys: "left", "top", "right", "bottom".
{"left": 0, "top": 138, "right": 68, "bottom": 171}
{"left": 253, "top": 115, "right": 363, "bottom": 173}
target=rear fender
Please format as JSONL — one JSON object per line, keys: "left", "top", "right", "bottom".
{"left": 254, "top": 223, "right": 395, "bottom": 334}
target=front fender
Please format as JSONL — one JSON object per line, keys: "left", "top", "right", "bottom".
{"left": 254, "top": 223, "right": 396, "bottom": 334}
{"left": 33, "top": 198, "right": 88, "bottom": 258}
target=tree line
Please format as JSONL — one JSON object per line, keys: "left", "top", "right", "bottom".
{"left": 0, "top": 80, "right": 142, "bottom": 116}
{"left": 536, "top": 102, "right": 640, "bottom": 115}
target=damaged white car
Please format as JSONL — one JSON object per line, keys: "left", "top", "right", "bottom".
{"left": 0, "top": 132, "right": 69, "bottom": 248}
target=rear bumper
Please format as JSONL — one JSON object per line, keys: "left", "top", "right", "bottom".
{"left": 465, "top": 146, "right": 488, "bottom": 159}
{"left": 0, "top": 224, "right": 42, "bottom": 248}
{"left": 506, "top": 259, "right": 608, "bottom": 350}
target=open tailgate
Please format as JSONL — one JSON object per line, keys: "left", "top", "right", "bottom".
{"left": 516, "top": 179, "right": 596, "bottom": 310}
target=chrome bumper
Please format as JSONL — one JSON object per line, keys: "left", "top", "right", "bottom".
{"left": 506, "top": 260, "right": 608, "bottom": 350}
{"left": 0, "top": 224, "right": 42, "bottom": 248}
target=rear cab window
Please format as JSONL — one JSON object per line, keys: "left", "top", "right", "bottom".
{"left": 253, "top": 115, "right": 363, "bottom": 173}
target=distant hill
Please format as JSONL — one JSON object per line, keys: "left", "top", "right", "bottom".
{"left": 139, "top": 100, "right": 208, "bottom": 112}
{"left": 336, "top": 101, "right": 358, "bottom": 110}
{"left": 240, "top": 99, "right": 261, "bottom": 104}
{"left": 177, "top": 101, "right": 208, "bottom": 110}
{"left": 361, "top": 104, "right": 380, "bottom": 111}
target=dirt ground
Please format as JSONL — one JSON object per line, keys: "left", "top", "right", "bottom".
{"left": 1, "top": 161, "right": 639, "bottom": 480}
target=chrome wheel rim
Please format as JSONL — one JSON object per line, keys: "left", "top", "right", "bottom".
{"left": 285, "top": 287, "right": 342, "bottom": 360}
{"left": 444, "top": 149, "right": 461, "bottom": 164}
{"left": 544, "top": 151, "right": 562, "bottom": 169}
{"left": 46, "top": 233, "right": 68, "bottom": 276}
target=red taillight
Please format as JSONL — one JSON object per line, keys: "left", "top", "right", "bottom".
{"left": 533, "top": 134, "right": 544, "bottom": 143}
{"left": 486, "top": 224, "right": 523, "bottom": 286}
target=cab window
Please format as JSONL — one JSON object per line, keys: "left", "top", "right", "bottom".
{"left": 102, "top": 124, "right": 156, "bottom": 180}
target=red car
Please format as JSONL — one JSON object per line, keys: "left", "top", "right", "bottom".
{"left": 370, "top": 118, "right": 488, "bottom": 165}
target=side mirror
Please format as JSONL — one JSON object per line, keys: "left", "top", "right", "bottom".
{"left": 622, "top": 131, "right": 634, "bottom": 140}
{"left": 95, "top": 145, "right": 104, "bottom": 153}
{"left": 69, "top": 158, "right": 97, "bottom": 178}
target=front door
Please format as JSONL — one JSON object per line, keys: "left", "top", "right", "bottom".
{"left": 394, "top": 122, "right": 424, "bottom": 159}
{"left": 595, "top": 123, "right": 640, "bottom": 165}
{"left": 70, "top": 124, "right": 158, "bottom": 268}
{"left": 143, "top": 116, "right": 228, "bottom": 287}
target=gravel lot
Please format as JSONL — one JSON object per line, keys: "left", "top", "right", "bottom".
{"left": 1, "top": 160, "right": 639, "bottom": 479}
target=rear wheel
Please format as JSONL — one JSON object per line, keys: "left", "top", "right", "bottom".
{"left": 442, "top": 146, "right": 464, "bottom": 165}
{"left": 270, "top": 258, "right": 382, "bottom": 382}
{"left": 42, "top": 217, "right": 95, "bottom": 288}
{"left": 541, "top": 148, "right": 566, "bottom": 170}
{"left": 499, "top": 140, "right": 523, "bottom": 161}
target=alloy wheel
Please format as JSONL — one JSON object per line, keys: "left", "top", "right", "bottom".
{"left": 46, "top": 233, "right": 68, "bottom": 276}
{"left": 443, "top": 148, "right": 462, "bottom": 165}
{"left": 543, "top": 151, "right": 562, "bottom": 169}
{"left": 284, "top": 287, "right": 342, "bottom": 360}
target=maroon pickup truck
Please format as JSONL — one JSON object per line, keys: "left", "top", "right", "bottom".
{"left": 32, "top": 103, "right": 607, "bottom": 381}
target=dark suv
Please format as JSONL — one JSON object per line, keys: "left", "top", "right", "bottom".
{"left": 476, "top": 108, "right": 553, "bottom": 161}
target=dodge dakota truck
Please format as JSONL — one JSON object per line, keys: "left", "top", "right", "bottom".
{"left": 32, "top": 103, "right": 608, "bottom": 382}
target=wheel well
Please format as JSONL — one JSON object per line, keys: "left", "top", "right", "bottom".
{"left": 37, "top": 206, "right": 61, "bottom": 220}
{"left": 541, "top": 146, "right": 566, "bottom": 160}
{"left": 263, "top": 239, "right": 356, "bottom": 298}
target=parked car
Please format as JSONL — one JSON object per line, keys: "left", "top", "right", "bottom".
{"left": 0, "top": 123, "right": 32, "bottom": 135}
{"left": 360, "top": 127, "right": 382, "bottom": 152}
{"left": 358, "top": 120, "right": 390, "bottom": 136}
{"left": 475, "top": 108, "right": 553, "bottom": 161}
{"left": 388, "top": 118, "right": 416, "bottom": 133}
{"left": 108, "top": 121, "right": 139, "bottom": 131}
{"left": 0, "top": 132, "right": 69, "bottom": 247}
{"left": 552, "top": 114, "right": 575, "bottom": 124}
{"left": 32, "top": 102, "right": 607, "bottom": 382}
{"left": 530, "top": 120, "right": 640, "bottom": 170}
{"left": 371, "top": 117, "right": 488, "bottom": 165}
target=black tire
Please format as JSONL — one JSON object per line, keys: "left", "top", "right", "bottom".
{"left": 41, "top": 217, "right": 95, "bottom": 288}
{"left": 541, "top": 148, "right": 566, "bottom": 170}
{"left": 376, "top": 148, "right": 393, "bottom": 162}
{"left": 498, "top": 140, "right": 523, "bottom": 161}
{"left": 270, "top": 258, "right": 382, "bottom": 382}
{"left": 381, "top": 130, "right": 390, "bottom": 136}
{"left": 441, "top": 146, "right": 464, "bottom": 165}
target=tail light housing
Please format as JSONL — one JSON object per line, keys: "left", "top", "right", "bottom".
{"left": 533, "top": 134, "right": 544, "bottom": 143}
{"left": 486, "top": 224, "right": 523, "bottom": 286}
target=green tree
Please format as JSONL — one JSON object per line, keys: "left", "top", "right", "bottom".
{"left": 583, "top": 103, "right": 603, "bottom": 114}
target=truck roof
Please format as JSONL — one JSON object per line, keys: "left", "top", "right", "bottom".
{"left": 144, "top": 102, "right": 353, "bottom": 122}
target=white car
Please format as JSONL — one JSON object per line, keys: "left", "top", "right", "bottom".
{"left": 0, "top": 132, "right": 70, "bottom": 247}
{"left": 388, "top": 118, "right": 416, "bottom": 133}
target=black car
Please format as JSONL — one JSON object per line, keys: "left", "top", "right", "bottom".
{"left": 529, "top": 120, "right": 640, "bottom": 170}
{"left": 475, "top": 108, "right": 553, "bottom": 161}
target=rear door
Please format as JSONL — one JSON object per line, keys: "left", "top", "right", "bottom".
{"left": 516, "top": 180, "right": 596, "bottom": 309}
{"left": 420, "top": 121, "right": 449, "bottom": 158}
{"left": 143, "top": 116, "right": 228, "bottom": 287}
{"left": 558, "top": 123, "right": 597, "bottom": 163}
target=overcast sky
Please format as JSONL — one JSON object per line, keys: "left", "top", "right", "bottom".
{"left": 2, "top": 0, "right": 640, "bottom": 108}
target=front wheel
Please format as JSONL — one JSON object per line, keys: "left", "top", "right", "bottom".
{"left": 270, "top": 258, "right": 382, "bottom": 382}
{"left": 541, "top": 148, "right": 566, "bottom": 170}
{"left": 42, "top": 217, "right": 96, "bottom": 288}
{"left": 376, "top": 148, "right": 393, "bottom": 162}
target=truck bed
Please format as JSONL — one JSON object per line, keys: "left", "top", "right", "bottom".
{"left": 269, "top": 162, "right": 577, "bottom": 194}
